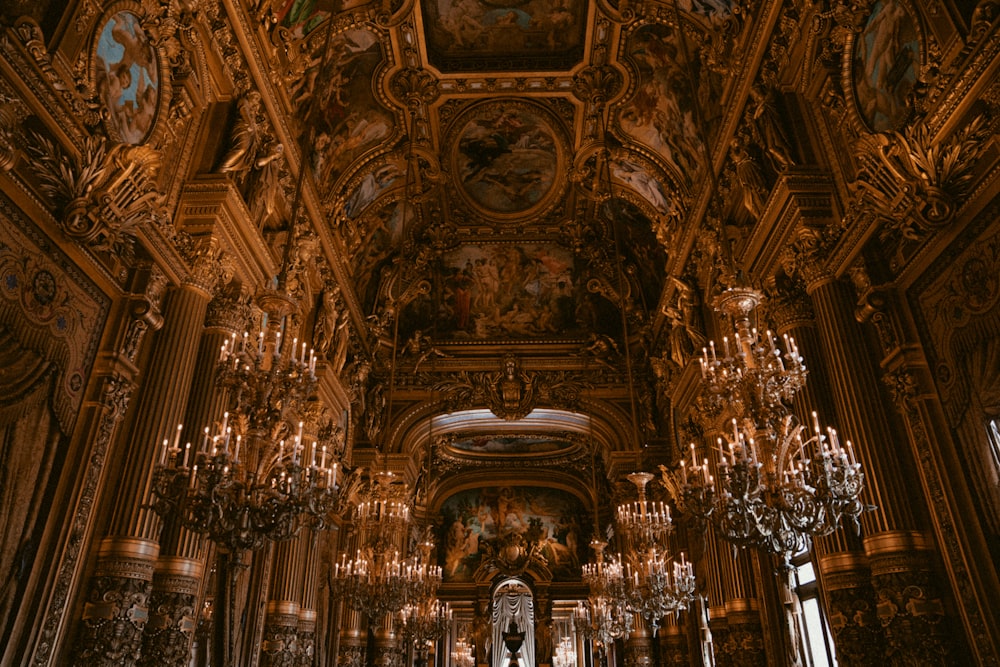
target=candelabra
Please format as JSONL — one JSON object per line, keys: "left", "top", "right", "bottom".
{"left": 578, "top": 538, "right": 633, "bottom": 649}
{"left": 331, "top": 472, "right": 442, "bottom": 618}
{"left": 615, "top": 473, "right": 695, "bottom": 631}
{"left": 150, "top": 317, "right": 339, "bottom": 667}
{"left": 680, "top": 286, "right": 868, "bottom": 567}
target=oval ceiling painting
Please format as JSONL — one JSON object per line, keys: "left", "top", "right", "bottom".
{"left": 852, "top": 0, "right": 920, "bottom": 132}
{"left": 451, "top": 100, "right": 565, "bottom": 218}
{"left": 95, "top": 11, "right": 160, "bottom": 144}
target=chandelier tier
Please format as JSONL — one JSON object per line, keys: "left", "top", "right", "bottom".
{"left": 578, "top": 538, "right": 634, "bottom": 649}
{"left": 331, "top": 471, "right": 442, "bottom": 618}
{"left": 679, "top": 286, "right": 868, "bottom": 566}
{"left": 150, "top": 324, "right": 337, "bottom": 553}
{"left": 149, "top": 315, "right": 340, "bottom": 667}
{"left": 397, "top": 598, "right": 452, "bottom": 650}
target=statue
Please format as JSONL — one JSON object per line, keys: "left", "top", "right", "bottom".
{"left": 403, "top": 329, "right": 448, "bottom": 370}
{"left": 313, "top": 286, "right": 340, "bottom": 357}
{"left": 749, "top": 84, "right": 795, "bottom": 171}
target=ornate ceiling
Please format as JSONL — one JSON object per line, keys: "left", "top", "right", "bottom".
{"left": 249, "top": 0, "right": 764, "bottom": 481}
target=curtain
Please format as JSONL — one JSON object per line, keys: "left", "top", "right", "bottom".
{"left": 492, "top": 588, "right": 534, "bottom": 667}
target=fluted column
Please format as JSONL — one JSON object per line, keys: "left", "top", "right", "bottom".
{"left": 717, "top": 551, "right": 765, "bottom": 667}
{"left": 768, "top": 279, "right": 882, "bottom": 665}
{"left": 623, "top": 617, "right": 653, "bottom": 667}
{"left": 702, "top": 530, "right": 728, "bottom": 667}
{"left": 261, "top": 536, "right": 304, "bottom": 667}
{"left": 294, "top": 527, "right": 320, "bottom": 667}
{"left": 337, "top": 607, "right": 367, "bottom": 667}
{"left": 372, "top": 613, "right": 401, "bottom": 667}
{"left": 74, "top": 264, "right": 218, "bottom": 666}
{"left": 799, "top": 258, "right": 948, "bottom": 664}
{"left": 657, "top": 614, "right": 689, "bottom": 666}
{"left": 140, "top": 287, "right": 246, "bottom": 666}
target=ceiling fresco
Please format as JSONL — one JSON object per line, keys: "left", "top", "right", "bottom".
{"left": 418, "top": 0, "right": 590, "bottom": 72}
{"left": 451, "top": 100, "right": 566, "bottom": 217}
{"left": 244, "top": 0, "right": 777, "bottom": 488}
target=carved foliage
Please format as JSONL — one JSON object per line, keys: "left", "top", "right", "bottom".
{"left": 824, "top": 580, "right": 882, "bottom": 667}
{"left": 23, "top": 132, "right": 163, "bottom": 261}
{"left": 870, "top": 566, "right": 954, "bottom": 664}
{"left": 138, "top": 588, "right": 198, "bottom": 667}
{"left": 75, "top": 570, "right": 153, "bottom": 666}
{"left": 433, "top": 356, "right": 587, "bottom": 421}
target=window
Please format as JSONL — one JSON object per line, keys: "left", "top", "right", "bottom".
{"left": 793, "top": 551, "right": 837, "bottom": 667}
{"left": 987, "top": 419, "right": 1000, "bottom": 473}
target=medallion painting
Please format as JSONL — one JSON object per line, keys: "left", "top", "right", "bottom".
{"left": 852, "top": 0, "right": 920, "bottom": 132}
{"left": 434, "top": 243, "right": 586, "bottom": 340}
{"left": 452, "top": 102, "right": 564, "bottom": 217}
{"left": 617, "top": 23, "right": 706, "bottom": 183}
{"left": 439, "top": 486, "right": 587, "bottom": 582}
{"left": 296, "top": 28, "right": 395, "bottom": 190}
{"left": 94, "top": 11, "right": 159, "bottom": 144}
{"left": 449, "top": 434, "right": 572, "bottom": 455}
{"left": 419, "top": 0, "right": 588, "bottom": 72}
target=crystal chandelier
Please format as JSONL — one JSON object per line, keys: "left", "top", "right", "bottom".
{"left": 149, "top": 315, "right": 340, "bottom": 667}
{"left": 577, "top": 538, "right": 633, "bottom": 649}
{"left": 150, "top": 325, "right": 338, "bottom": 552}
{"left": 452, "top": 636, "right": 475, "bottom": 667}
{"left": 553, "top": 635, "right": 577, "bottom": 667}
{"left": 679, "top": 286, "right": 868, "bottom": 566}
{"left": 614, "top": 473, "right": 696, "bottom": 631}
{"left": 331, "top": 471, "right": 442, "bottom": 618}
{"left": 397, "top": 598, "right": 451, "bottom": 655}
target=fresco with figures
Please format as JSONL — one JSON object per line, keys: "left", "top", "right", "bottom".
{"left": 95, "top": 11, "right": 159, "bottom": 144}
{"left": 453, "top": 102, "right": 563, "bottom": 216}
{"left": 292, "top": 28, "right": 395, "bottom": 191}
{"left": 617, "top": 23, "right": 709, "bottom": 184}
{"left": 420, "top": 0, "right": 588, "bottom": 71}
{"left": 449, "top": 434, "right": 573, "bottom": 455}
{"left": 428, "top": 242, "right": 606, "bottom": 340}
{"left": 852, "top": 0, "right": 920, "bottom": 132}
{"left": 439, "top": 486, "right": 587, "bottom": 582}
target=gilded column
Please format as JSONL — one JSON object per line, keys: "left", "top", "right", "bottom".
{"left": 74, "top": 252, "right": 221, "bottom": 667}
{"left": 139, "top": 286, "right": 248, "bottom": 666}
{"left": 790, "top": 232, "right": 949, "bottom": 664}
{"left": 337, "top": 607, "right": 366, "bottom": 667}
{"left": 717, "top": 551, "right": 764, "bottom": 667}
{"left": 702, "top": 531, "right": 729, "bottom": 667}
{"left": 657, "top": 614, "right": 688, "bottom": 666}
{"left": 372, "top": 613, "right": 401, "bottom": 667}
{"left": 260, "top": 535, "right": 303, "bottom": 667}
{"left": 623, "top": 617, "right": 653, "bottom": 667}
{"left": 297, "top": 527, "right": 321, "bottom": 667}
{"left": 767, "top": 278, "right": 882, "bottom": 666}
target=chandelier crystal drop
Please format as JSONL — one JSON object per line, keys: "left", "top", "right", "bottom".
{"left": 681, "top": 286, "right": 869, "bottom": 567}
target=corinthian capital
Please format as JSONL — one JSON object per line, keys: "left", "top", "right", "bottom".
{"left": 780, "top": 226, "right": 838, "bottom": 289}
{"left": 182, "top": 238, "right": 232, "bottom": 295}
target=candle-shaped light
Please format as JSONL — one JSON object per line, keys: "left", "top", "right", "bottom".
{"left": 233, "top": 434, "right": 241, "bottom": 462}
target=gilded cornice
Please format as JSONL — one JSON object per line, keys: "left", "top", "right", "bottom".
{"left": 739, "top": 169, "right": 838, "bottom": 280}
{"left": 176, "top": 177, "right": 277, "bottom": 288}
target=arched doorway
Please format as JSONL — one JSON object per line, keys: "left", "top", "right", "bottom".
{"left": 492, "top": 578, "right": 534, "bottom": 667}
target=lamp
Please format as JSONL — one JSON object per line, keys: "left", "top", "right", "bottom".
{"left": 679, "top": 285, "right": 869, "bottom": 567}
{"left": 150, "top": 317, "right": 340, "bottom": 666}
